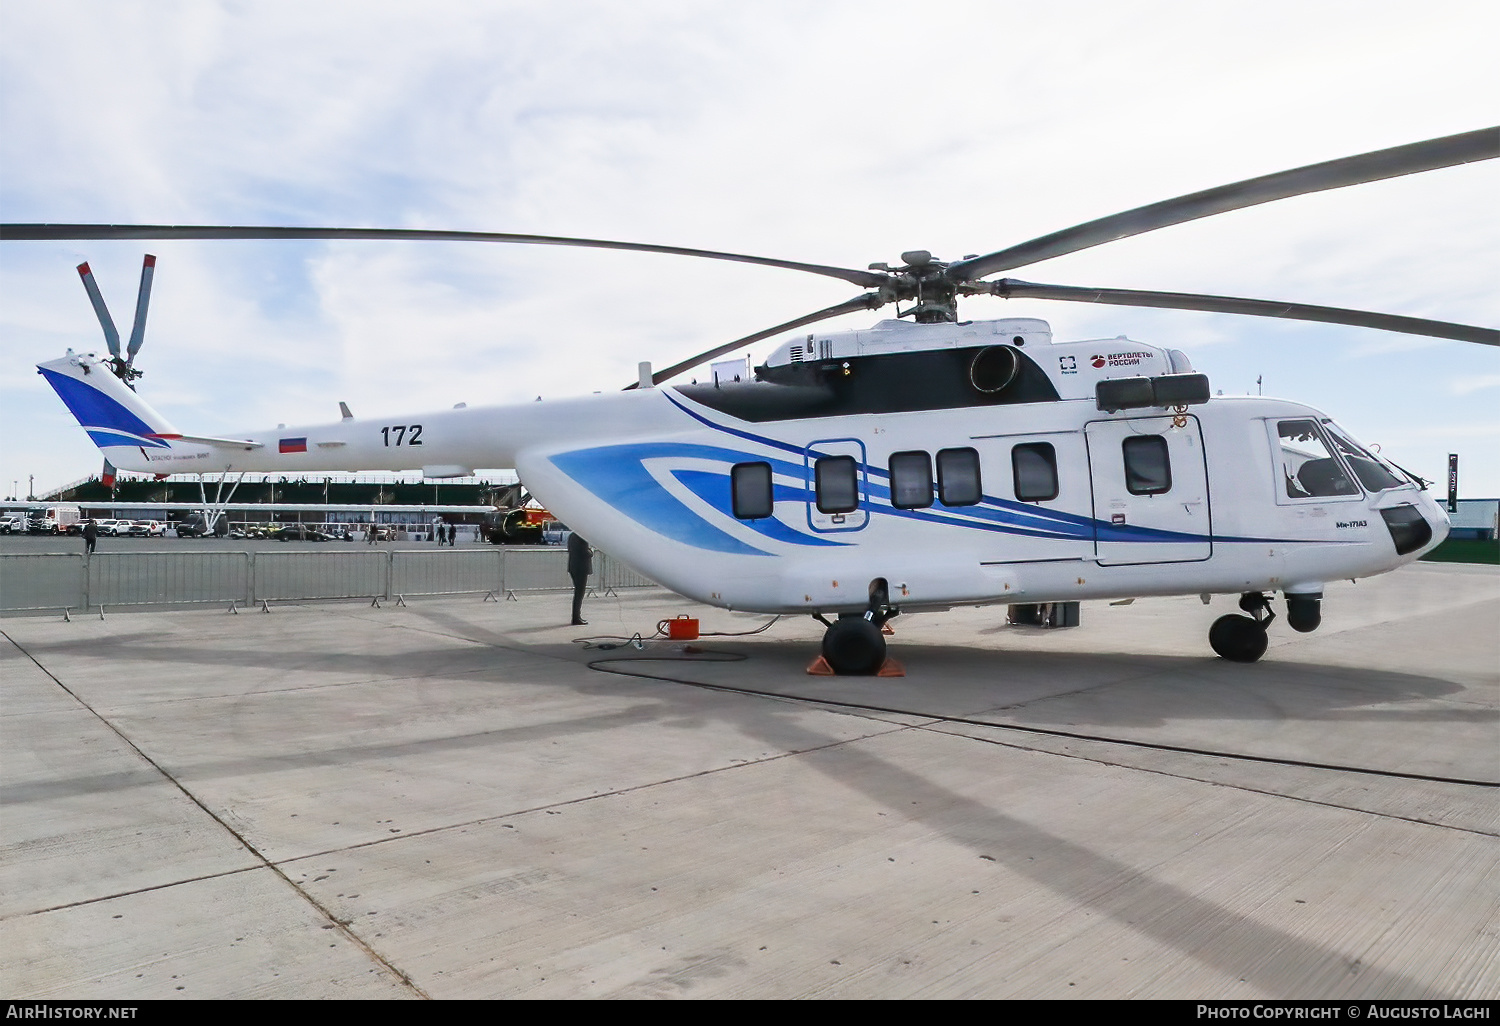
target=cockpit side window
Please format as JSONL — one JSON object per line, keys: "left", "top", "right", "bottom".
{"left": 1276, "top": 420, "right": 1359, "bottom": 498}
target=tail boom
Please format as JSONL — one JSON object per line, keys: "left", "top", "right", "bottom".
{"left": 38, "top": 350, "right": 665, "bottom": 479}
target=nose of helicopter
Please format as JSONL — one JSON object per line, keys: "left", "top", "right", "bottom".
{"left": 1382, "top": 494, "right": 1448, "bottom": 558}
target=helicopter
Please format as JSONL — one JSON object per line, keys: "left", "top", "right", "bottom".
{"left": 7, "top": 127, "right": 1497, "bottom": 673}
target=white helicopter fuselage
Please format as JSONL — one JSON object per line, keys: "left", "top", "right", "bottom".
{"left": 38, "top": 315, "right": 1448, "bottom": 616}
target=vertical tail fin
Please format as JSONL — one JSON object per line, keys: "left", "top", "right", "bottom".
{"left": 37, "top": 351, "right": 181, "bottom": 461}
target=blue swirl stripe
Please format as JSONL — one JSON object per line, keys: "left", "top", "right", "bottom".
{"left": 548, "top": 394, "right": 1297, "bottom": 554}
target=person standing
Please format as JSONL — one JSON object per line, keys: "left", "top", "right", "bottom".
{"left": 82, "top": 518, "right": 97, "bottom": 555}
{"left": 567, "top": 531, "right": 592, "bottom": 626}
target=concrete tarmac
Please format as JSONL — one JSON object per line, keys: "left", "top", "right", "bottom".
{"left": 1, "top": 562, "right": 1496, "bottom": 999}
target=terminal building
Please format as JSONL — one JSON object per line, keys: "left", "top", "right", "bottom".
{"left": 20, "top": 471, "right": 526, "bottom": 539}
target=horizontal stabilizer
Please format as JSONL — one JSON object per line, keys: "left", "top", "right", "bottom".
{"left": 170, "top": 433, "right": 264, "bottom": 450}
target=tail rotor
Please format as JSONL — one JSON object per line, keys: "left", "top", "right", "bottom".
{"left": 75, "top": 254, "right": 155, "bottom": 386}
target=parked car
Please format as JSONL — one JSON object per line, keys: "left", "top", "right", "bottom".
{"left": 268, "top": 524, "right": 338, "bottom": 542}
{"left": 128, "top": 520, "right": 167, "bottom": 537}
{"left": 176, "top": 514, "right": 228, "bottom": 538}
{"left": 0, "top": 513, "right": 25, "bottom": 534}
{"left": 541, "top": 523, "right": 573, "bottom": 547}
{"left": 95, "top": 519, "right": 130, "bottom": 536}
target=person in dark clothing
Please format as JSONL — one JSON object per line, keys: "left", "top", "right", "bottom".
{"left": 567, "top": 532, "right": 592, "bottom": 625}
{"left": 82, "top": 519, "right": 97, "bottom": 555}
{"left": 449, "top": 522, "right": 457, "bottom": 546}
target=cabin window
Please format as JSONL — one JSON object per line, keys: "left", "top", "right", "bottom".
{"left": 815, "top": 455, "right": 860, "bottom": 514}
{"left": 1122, "top": 435, "right": 1172, "bottom": 495}
{"left": 1276, "top": 420, "right": 1359, "bottom": 498}
{"left": 936, "top": 447, "right": 982, "bottom": 506}
{"left": 731, "top": 462, "right": 774, "bottom": 519}
{"left": 1012, "top": 442, "right": 1059, "bottom": 502}
{"left": 888, "top": 450, "right": 934, "bottom": 509}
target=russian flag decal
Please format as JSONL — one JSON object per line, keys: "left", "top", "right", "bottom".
{"left": 279, "top": 437, "right": 307, "bottom": 453}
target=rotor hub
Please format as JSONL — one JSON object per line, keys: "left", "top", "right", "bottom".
{"left": 873, "top": 251, "right": 961, "bottom": 323}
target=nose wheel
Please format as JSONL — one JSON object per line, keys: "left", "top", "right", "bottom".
{"left": 1209, "top": 593, "right": 1275, "bottom": 663}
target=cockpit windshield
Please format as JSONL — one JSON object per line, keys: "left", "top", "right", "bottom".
{"left": 1321, "top": 420, "right": 1405, "bottom": 492}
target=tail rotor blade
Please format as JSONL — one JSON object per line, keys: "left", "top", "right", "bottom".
{"left": 76, "top": 262, "right": 122, "bottom": 358}
{"left": 125, "top": 254, "right": 156, "bottom": 365}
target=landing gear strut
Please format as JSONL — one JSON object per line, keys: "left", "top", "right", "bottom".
{"left": 1209, "top": 592, "right": 1275, "bottom": 663}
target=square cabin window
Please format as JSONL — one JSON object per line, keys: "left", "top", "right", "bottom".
{"left": 1123, "top": 435, "right": 1172, "bottom": 495}
{"left": 888, "top": 450, "right": 934, "bottom": 509}
{"left": 731, "top": 462, "right": 774, "bottom": 519}
{"left": 814, "top": 455, "right": 860, "bottom": 514}
{"left": 936, "top": 447, "right": 982, "bottom": 507}
{"left": 1012, "top": 442, "right": 1059, "bottom": 502}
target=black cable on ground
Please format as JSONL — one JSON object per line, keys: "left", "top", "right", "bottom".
{"left": 580, "top": 633, "right": 1500, "bottom": 791}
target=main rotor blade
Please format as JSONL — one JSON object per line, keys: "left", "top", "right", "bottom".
{"left": 988, "top": 279, "right": 1500, "bottom": 346}
{"left": 629, "top": 293, "right": 888, "bottom": 389}
{"left": 0, "top": 224, "right": 890, "bottom": 290}
{"left": 125, "top": 254, "right": 156, "bottom": 364}
{"left": 75, "top": 262, "right": 121, "bottom": 358}
{"left": 949, "top": 127, "right": 1500, "bottom": 281}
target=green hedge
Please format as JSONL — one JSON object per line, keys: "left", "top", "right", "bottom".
{"left": 1421, "top": 538, "right": 1500, "bottom": 565}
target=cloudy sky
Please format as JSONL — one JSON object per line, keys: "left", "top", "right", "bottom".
{"left": 2, "top": 0, "right": 1496, "bottom": 499}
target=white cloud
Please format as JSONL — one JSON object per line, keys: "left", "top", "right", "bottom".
{"left": 1448, "top": 375, "right": 1500, "bottom": 396}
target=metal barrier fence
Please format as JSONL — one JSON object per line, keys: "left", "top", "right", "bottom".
{"left": 596, "top": 553, "right": 658, "bottom": 593}
{"left": 89, "top": 551, "right": 251, "bottom": 608}
{"left": 255, "top": 550, "right": 389, "bottom": 602}
{"left": 0, "top": 548, "right": 659, "bottom": 615}
{"left": 390, "top": 550, "right": 504, "bottom": 598}
{"left": 0, "top": 553, "right": 86, "bottom": 611}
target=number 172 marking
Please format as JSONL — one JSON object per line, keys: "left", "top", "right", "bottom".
{"left": 380, "top": 424, "right": 423, "bottom": 446}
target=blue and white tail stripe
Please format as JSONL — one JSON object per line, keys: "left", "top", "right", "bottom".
{"left": 37, "top": 356, "right": 179, "bottom": 452}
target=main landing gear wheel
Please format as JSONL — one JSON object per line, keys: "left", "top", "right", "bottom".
{"left": 821, "top": 616, "right": 887, "bottom": 676}
{"left": 1209, "top": 614, "right": 1269, "bottom": 663}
